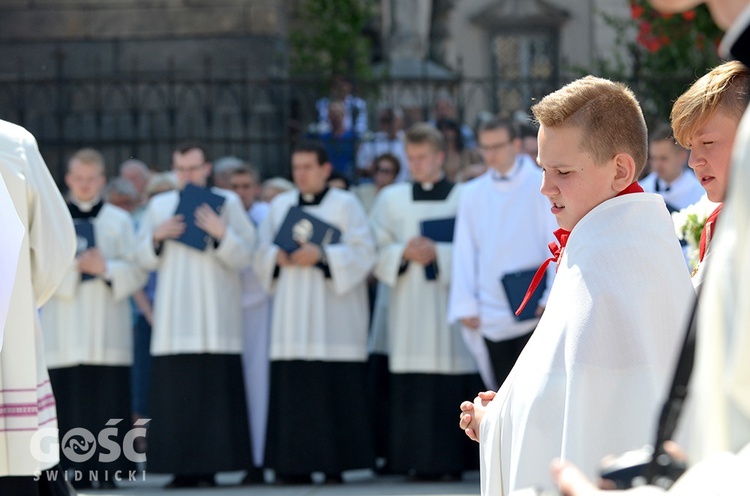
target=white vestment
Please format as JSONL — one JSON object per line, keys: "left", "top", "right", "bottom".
{"left": 448, "top": 159, "right": 557, "bottom": 388}
{"left": 0, "top": 119, "right": 76, "bottom": 476}
{"left": 370, "top": 182, "right": 476, "bottom": 374}
{"left": 240, "top": 201, "right": 272, "bottom": 467}
{"left": 0, "top": 175, "right": 24, "bottom": 350}
{"left": 689, "top": 77, "right": 750, "bottom": 464}
{"left": 254, "top": 188, "right": 375, "bottom": 362}
{"left": 639, "top": 170, "right": 704, "bottom": 211}
{"left": 479, "top": 193, "right": 694, "bottom": 495}
{"left": 136, "top": 188, "right": 256, "bottom": 355}
{"left": 42, "top": 203, "right": 146, "bottom": 368}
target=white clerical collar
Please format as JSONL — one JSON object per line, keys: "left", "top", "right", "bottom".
{"left": 420, "top": 174, "right": 445, "bottom": 191}
{"left": 302, "top": 193, "right": 315, "bottom": 202}
{"left": 70, "top": 195, "right": 102, "bottom": 212}
{"left": 490, "top": 156, "right": 523, "bottom": 182}
{"left": 720, "top": 3, "right": 750, "bottom": 58}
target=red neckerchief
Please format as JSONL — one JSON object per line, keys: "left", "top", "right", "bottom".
{"left": 514, "top": 181, "right": 644, "bottom": 317}
{"left": 698, "top": 204, "right": 723, "bottom": 262}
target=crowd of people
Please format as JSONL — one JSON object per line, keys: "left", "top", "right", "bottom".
{"left": 0, "top": 1, "right": 748, "bottom": 494}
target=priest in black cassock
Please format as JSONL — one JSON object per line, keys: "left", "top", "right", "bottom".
{"left": 255, "top": 141, "right": 376, "bottom": 484}
{"left": 135, "top": 144, "right": 256, "bottom": 488}
{"left": 369, "top": 123, "right": 482, "bottom": 479}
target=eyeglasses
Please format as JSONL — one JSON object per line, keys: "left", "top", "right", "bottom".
{"left": 479, "top": 141, "right": 512, "bottom": 153}
{"left": 375, "top": 167, "right": 396, "bottom": 175}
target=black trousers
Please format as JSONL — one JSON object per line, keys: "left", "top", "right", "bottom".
{"left": 485, "top": 330, "right": 533, "bottom": 387}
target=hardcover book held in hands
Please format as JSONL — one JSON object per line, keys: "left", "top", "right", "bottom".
{"left": 273, "top": 206, "right": 341, "bottom": 253}
{"left": 501, "top": 268, "right": 547, "bottom": 321}
{"left": 173, "top": 183, "right": 226, "bottom": 251}
{"left": 74, "top": 219, "right": 96, "bottom": 281}
{"left": 419, "top": 217, "right": 455, "bottom": 280}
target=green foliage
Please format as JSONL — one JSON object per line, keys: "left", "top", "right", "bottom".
{"left": 289, "top": 0, "right": 373, "bottom": 83}
{"left": 591, "top": 1, "right": 724, "bottom": 127}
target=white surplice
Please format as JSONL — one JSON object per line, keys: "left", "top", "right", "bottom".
{"left": 240, "top": 200, "right": 272, "bottom": 467}
{"left": 370, "top": 182, "right": 476, "bottom": 374}
{"left": 448, "top": 158, "right": 557, "bottom": 388}
{"left": 0, "top": 119, "right": 77, "bottom": 476}
{"left": 254, "top": 188, "right": 375, "bottom": 362}
{"left": 136, "top": 188, "right": 256, "bottom": 355}
{"left": 42, "top": 203, "right": 146, "bottom": 368}
{"left": 0, "top": 175, "right": 24, "bottom": 350}
{"left": 639, "top": 170, "right": 704, "bottom": 210}
{"left": 478, "top": 193, "right": 694, "bottom": 495}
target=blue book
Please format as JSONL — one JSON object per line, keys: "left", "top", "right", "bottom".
{"left": 173, "top": 183, "right": 226, "bottom": 251}
{"left": 74, "top": 220, "right": 96, "bottom": 281}
{"left": 273, "top": 206, "right": 341, "bottom": 253}
{"left": 419, "top": 217, "right": 455, "bottom": 281}
{"left": 501, "top": 268, "right": 547, "bottom": 321}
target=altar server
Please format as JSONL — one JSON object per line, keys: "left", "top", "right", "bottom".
{"left": 42, "top": 148, "right": 146, "bottom": 489}
{"left": 255, "top": 141, "right": 376, "bottom": 483}
{"left": 459, "top": 76, "right": 694, "bottom": 495}
{"left": 135, "top": 143, "right": 256, "bottom": 488}
{"left": 370, "top": 123, "right": 481, "bottom": 479}
{"left": 448, "top": 117, "right": 557, "bottom": 391}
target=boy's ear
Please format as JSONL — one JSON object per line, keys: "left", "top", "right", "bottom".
{"left": 612, "top": 153, "right": 636, "bottom": 191}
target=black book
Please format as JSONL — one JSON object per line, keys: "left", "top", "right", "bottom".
{"left": 74, "top": 219, "right": 96, "bottom": 281}
{"left": 419, "top": 217, "right": 455, "bottom": 280}
{"left": 273, "top": 206, "right": 341, "bottom": 253}
{"left": 173, "top": 183, "right": 226, "bottom": 251}
{"left": 501, "top": 268, "right": 547, "bottom": 321}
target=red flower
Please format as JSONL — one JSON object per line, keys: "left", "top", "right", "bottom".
{"left": 682, "top": 10, "right": 696, "bottom": 21}
{"left": 631, "top": 4, "right": 645, "bottom": 19}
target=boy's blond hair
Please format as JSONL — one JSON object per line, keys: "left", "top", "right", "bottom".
{"left": 68, "top": 148, "right": 106, "bottom": 174}
{"left": 532, "top": 76, "right": 648, "bottom": 177}
{"left": 404, "top": 122, "right": 445, "bottom": 152}
{"left": 671, "top": 60, "right": 750, "bottom": 148}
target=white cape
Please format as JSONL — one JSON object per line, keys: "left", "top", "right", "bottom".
{"left": 479, "top": 193, "right": 694, "bottom": 495}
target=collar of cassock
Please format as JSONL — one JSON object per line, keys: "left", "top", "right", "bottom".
{"left": 68, "top": 197, "right": 104, "bottom": 219}
{"left": 299, "top": 187, "right": 329, "bottom": 206}
{"left": 412, "top": 176, "right": 454, "bottom": 201}
{"left": 514, "top": 181, "right": 644, "bottom": 317}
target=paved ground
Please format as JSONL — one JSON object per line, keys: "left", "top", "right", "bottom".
{"left": 78, "top": 470, "right": 481, "bottom": 495}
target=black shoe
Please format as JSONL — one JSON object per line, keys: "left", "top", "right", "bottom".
{"left": 275, "top": 473, "right": 312, "bottom": 485}
{"left": 241, "top": 467, "right": 265, "bottom": 485}
{"left": 325, "top": 473, "right": 344, "bottom": 484}
{"left": 165, "top": 474, "right": 216, "bottom": 489}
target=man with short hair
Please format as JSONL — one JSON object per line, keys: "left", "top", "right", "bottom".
{"left": 639, "top": 123, "right": 704, "bottom": 212}
{"left": 43, "top": 148, "right": 146, "bottom": 490}
{"left": 370, "top": 123, "right": 481, "bottom": 479}
{"left": 136, "top": 143, "right": 256, "bottom": 488}
{"left": 255, "top": 141, "right": 376, "bottom": 483}
{"left": 449, "top": 118, "right": 557, "bottom": 391}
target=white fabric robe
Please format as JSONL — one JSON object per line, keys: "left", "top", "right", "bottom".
{"left": 689, "top": 81, "right": 750, "bottom": 464}
{"left": 0, "top": 119, "right": 76, "bottom": 476}
{"left": 136, "top": 188, "right": 256, "bottom": 355}
{"left": 370, "top": 182, "right": 476, "bottom": 374}
{"left": 240, "top": 201, "right": 272, "bottom": 467}
{"left": 639, "top": 170, "right": 704, "bottom": 211}
{"left": 0, "top": 175, "right": 24, "bottom": 349}
{"left": 254, "top": 188, "right": 376, "bottom": 362}
{"left": 478, "top": 193, "right": 694, "bottom": 495}
{"left": 42, "top": 203, "right": 146, "bottom": 368}
{"left": 448, "top": 159, "right": 557, "bottom": 389}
